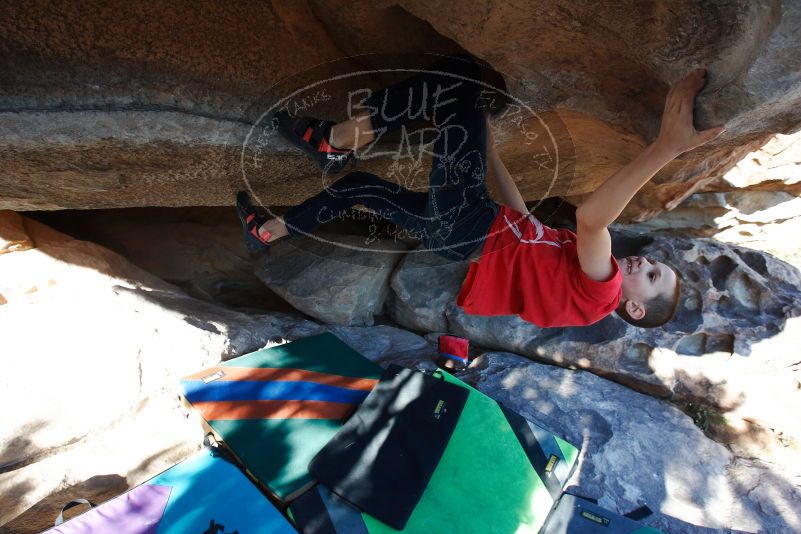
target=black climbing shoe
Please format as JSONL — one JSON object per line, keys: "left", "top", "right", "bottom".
{"left": 236, "top": 191, "right": 271, "bottom": 255}
{"left": 272, "top": 110, "right": 354, "bottom": 174}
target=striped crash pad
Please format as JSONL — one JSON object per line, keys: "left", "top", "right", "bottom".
{"left": 289, "top": 369, "right": 580, "bottom": 533}
{"left": 46, "top": 449, "right": 294, "bottom": 533}
{"left": 181, "top": 332, "right": 383, "bottom": 502}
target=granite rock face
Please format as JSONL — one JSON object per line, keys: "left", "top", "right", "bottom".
{"left": 386, "top": 248, "right": 471, "bottom": 333}
{"left": 2, "top": 1, "right": 801, "bottom": 220}
{"left": 459, "top": 352, "right": 801, "bottom": 533}
{"left": 29, "top": 207, "right": 298, "bottom": 313}
{"left": 626, "top": 131, "right": 801, "bottom": 267}
{"left": 0, "top": 0, "right": 456, "bottom": 212}
{"left": 396, "top": 0, "right": 801, "bottom": 220}
{"left": 254, "top": 233, "right": 409, "bottom": 326}
{"left": 0, "top": 212, "right": 314, "bottom": 471}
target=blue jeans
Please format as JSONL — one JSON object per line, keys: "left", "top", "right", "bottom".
{"left": 283, "top": 54, "right": 501, "bottom": 261}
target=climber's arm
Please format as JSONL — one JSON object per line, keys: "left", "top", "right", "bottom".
{"left": 575, "top": 68, "right": 725, "bottom": 281}
{"left": 485, "top": 115, "right": 528, "bottom": 215}
{"left": 575, "top": 143, "right": 676, "bottom": 281}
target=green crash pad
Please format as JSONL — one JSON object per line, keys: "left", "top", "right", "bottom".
{"left": 290, "top": 369, "right": 580, "bottom": 533}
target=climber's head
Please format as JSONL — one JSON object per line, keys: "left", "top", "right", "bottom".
{"left": 615, "top": 256, "right": 681, "bottom": 328}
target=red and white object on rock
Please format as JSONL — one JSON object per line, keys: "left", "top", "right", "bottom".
{"left": 438, "top": 335, "right": 470, "bottom": 367}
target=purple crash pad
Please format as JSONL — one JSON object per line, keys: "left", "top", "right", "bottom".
{"left": 51, "top": 484, "right": 170, "bottom": 534}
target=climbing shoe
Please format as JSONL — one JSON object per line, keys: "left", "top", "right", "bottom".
{"left": 272, "top": 110, "right": 354, "bottom": 174}
{"left": 236, "top": 191, "right": 272, "bottom": 255}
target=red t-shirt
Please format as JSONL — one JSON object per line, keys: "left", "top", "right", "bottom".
{"left": 456, "top": 206, "right": 622, "bottom": 327}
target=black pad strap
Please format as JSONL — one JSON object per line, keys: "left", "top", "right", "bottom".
{"left": 55, "top": 499, "right": 96, "bottom": 526}
{"left": 289, "top": 487, "right": 339, "bottom": 534}
{"left": 623, "top": 504, "right": 653, "bottom": 521}
{"left": 499, "top": 405, "right": 563, "bottom": 502}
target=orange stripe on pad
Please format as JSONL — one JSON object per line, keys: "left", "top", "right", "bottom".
{"left": 184, "top": 367, "right": 378, "bottom": 392}
{"left": 193, "top": 400, "right": 355, "bottom": 421}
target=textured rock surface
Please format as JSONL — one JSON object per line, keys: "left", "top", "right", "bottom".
{"left": 397, "top": 0, "right": 801, "bottom": 221}
{"left": 0, "top": 396, "right": 204, "bottom": 534}
{"left": 386, "top": 248, "right": 470, "bottom": 333}
{"left": 0, "top": 211, "right": 310, "bottom": 524}
{"left": 0, "top": 0, "right": 455, "bottom": 211}
{"left": 627, "top": 131, "right": 801, "bottom": 269}
{"left": 2, "top": 1, "right": 801, "bottom": 220}
{"left": 459, "top": 352, "right": 801, "bottom": 533}
{"left": 29, "top": 207, "right": 296, "bottom": 313}
{"left": 255, "top": 233, "right": 409, "bottom": 326}
{"left": 0, "top": 210, "right": 33, "bottom": 254}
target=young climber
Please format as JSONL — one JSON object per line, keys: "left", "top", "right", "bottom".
{"left": 237, "top": 53, "right": 724, "bottom": 328}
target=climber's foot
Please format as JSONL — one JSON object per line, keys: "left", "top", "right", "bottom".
{"left": 236, "top": 191, "right": 278, "bottom": 255}
{"left": 272, "top": 110, "right": 354, "bottom": 174}
{"left": 258, "top": 218, "right": 289, "bottom": 244}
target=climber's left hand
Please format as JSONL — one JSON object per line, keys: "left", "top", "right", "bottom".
{"left": 655, "top": 68, "right": 726, "bottom": 157}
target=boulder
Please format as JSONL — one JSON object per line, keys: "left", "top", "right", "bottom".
{"left": 0, "top": 0, "right": 453, "bottom": 212}
{"left": 396, "top": 0, "right": 801, "bottom": 220}
{"left": 29, "top": 207, "right": 297, "bottom": 313}
{"left": 254, "top": 233, "right": 409, "bottom": 326}
{"left": 458, "top": 351, "right": 801, "bottom": 533}
{"left": 623, "top": 131, "right": 801, "bottom": 269}
{"left": 386, "top": 248, "right": 470, "bottom": 333}
{"left": 2, "top": 1, "right": 801, "bottom": 222}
